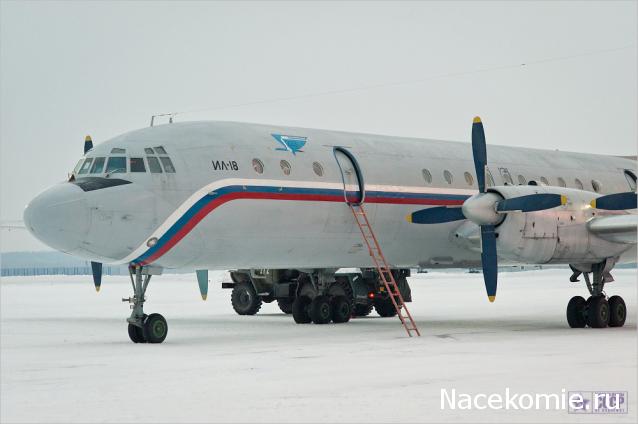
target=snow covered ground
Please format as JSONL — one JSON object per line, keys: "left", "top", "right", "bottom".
{"left": 1, "top": 268, "right": 636, "bottom": 423}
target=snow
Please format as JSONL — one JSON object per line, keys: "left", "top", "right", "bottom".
{"left": 1, "top": 269, "right": 636, "bottom": 423}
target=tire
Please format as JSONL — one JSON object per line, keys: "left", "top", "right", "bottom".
{"left": 231, "top": 281, "right": 262, "bottom": 315}
{"left": 292, "top": 296, "right": 312, "bottom": 324}
{"left": 566, "top": 296, "right": 587, "bottom": 328}
{"left": 355, "top": 302, "right": 374, "bottom": 317}
{"left": 586, "top": 296, "right": 609, "bottom": 328}
{"left": 277, "top": 298, "right": 293, "bottom": 314}
{"left": 331, "top": 295, "right": 352, "bottom": 323}
{"left": 310, "top": 295, "right": 332, "bottom": 324}
{"left": 143, "top": 313, "right": 168, "bottom": 344}
{"left": 127, "top": 323, "right": 146, "bottom": 343}
{"left": 374, "top": 298, "right": 397, "bottom": 317}
{"left": 608, "top": 295, "right": 627, "bottom": 327}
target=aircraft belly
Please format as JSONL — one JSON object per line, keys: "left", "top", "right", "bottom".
{"left": 169, "top": 198, "right": 480, "bottom": 270}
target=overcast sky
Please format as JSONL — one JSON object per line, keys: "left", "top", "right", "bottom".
{"left": 1, "top": 0, "right": 636, "bottom": 252}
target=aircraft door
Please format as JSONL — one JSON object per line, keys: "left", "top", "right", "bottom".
{"left": 333, "top": 147, "right": 365, "bottom": 205}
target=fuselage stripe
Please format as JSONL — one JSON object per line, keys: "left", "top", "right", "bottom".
{"left": 132, "top": 185, "right": 469, "bottom": 265}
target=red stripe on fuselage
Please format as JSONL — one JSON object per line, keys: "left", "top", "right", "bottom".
{"left": 137, "top": 191, "right": 465, "bottom": 265}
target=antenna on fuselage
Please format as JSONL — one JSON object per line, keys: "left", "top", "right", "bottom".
{"left": 150, "top": 113, "right": 175, "bottom": 127}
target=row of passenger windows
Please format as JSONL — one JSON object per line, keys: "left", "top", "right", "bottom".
{"left": 75, "top": 155, "right": 176, "bottom": 175}
{"left": 248, "top": 157, "right": 636, "bottom": 193}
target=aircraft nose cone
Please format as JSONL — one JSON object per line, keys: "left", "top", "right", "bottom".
{"left": 24, "top": 183, "right": 89, "bottom": 253}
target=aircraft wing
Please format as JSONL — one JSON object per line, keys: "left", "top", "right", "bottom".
{"left": 587, "top": 214, "right": 637, "bottom": 244}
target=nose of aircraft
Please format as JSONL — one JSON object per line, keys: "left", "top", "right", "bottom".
{"left": 24, "top": 183, "right": 90, "bottom": 253}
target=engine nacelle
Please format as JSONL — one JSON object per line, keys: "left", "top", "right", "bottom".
{"left": 457, "top": 185, "right": 631, "bottom": 264}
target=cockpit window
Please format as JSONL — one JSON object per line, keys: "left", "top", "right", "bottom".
{"left": 144, "top": 148, "right": 155, "bottom": 155}
{"left": 159, "top": 157, "right": 175, "bottom": 173}
{"left": 147, "top": 157, "right": 163, "bottom": 173}
{"left": 130, "top": 157, "right": 146, "bottom": 172}
{"left": 111, "top": 148, "right": 126, "bottom": 154}
{"left": 105, "top": 156, "right": 126, "bottom": 174}
{"left": 73, "top": 159, "right": 83, "bottom": 175}
{"left": 78, "top": 158, "right": 93, "bottom": 174}
{"left": 154, "top": 146, "right": 167, "bottom": 154}
{"left": 90, "top": 157, "right": 105, "bottom": 174}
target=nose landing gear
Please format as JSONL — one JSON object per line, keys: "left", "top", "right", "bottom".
{"left": 124, "top": 266, "right": 168, "bottom": 343}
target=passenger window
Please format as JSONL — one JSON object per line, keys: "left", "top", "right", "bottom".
{"left": 147, "top": 157, "right": 163, "bottom": 173}
{"left": 78, "top": 158, "right": 93, "bottom": 174}
{"left": 557, "top": 177, "right": 566, "bottom": 188}
{"left": 144, "top": 148, "right": 155, "bottom": 155}
{"left": 159, "top": 157, "right": 175, "bottom": 173}
{"left": 280, "top": 160, "right": 291, "bottom": 176}
{"left": 422, "top": 169, "right": 432, "bottom": 184}
{"left": 443, "top": 170, "right": 453, "bottom": 184}
{"left": 574, "top": 178, "right": 584, "bottom": 190}
{"left": 464, "top": 172, "right": 474, "bottom": 186}
{"left": 313, "top": 161, "right": 324, "bottom": 177}
{"left": 517, "top": 175, "right": 527, "bottom": 185}
{"left": 498, "top": 167, "right": 514, "bottom": 185}
{"left": 591, "top": 179, "right": 602, "bottom": 193}
{"left": 130, "top": 157, "right": 146, "bottom": 173}
{"left": 105, "top": 156, "right": 126, "bottom": 174}
{"left": 154, "top": 146, "right": 167, "bottom": 154}
{"left": 90, "top": 157, "right": 106, "bottom": 174}
{"left": 624, "top": 170, "right": 637, "bottom": 191}
{"left": 540, "top": 177, "right": 549, "bottom": 185}
{"left": 252, "top": 158, "right": 264, "bottom": 174}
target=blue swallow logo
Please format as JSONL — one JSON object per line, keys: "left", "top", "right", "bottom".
{"left": 271, "top": 134, "right": 307, "bottom": 155}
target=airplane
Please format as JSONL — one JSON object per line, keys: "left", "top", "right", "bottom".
{"left": 20, "top": 118, "right": 637, "bottom": 343}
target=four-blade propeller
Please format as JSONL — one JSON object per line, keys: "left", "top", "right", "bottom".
{"left": 406, "top": 117, "right": 565, "bottom": 302}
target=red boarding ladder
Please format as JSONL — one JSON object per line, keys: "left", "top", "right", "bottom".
{"left": 349, "top": 203, "right": 421, "bottom": 337}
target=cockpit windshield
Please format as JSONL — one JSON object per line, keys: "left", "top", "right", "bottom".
{"left": 105, "top": 157, "right": 126, "bottom": 174}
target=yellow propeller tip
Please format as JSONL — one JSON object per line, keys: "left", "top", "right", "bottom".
{"left": 85, "top": 135, "right": 92, "bottom": 141}
{"left": 561, "top": 195, "right": 568, "bottom": 205}
{"left": 590, "top": 199, "right": 597, "bottom": 208}
{"left": 201, "top": 294, "right": 207, "bottom": 301}
{"left": 405, "top": 214, "right": 413, "bottom": 223}
{"left": 488, "top": 295, "right": 496, "bottom": 303}
{"left": 473, "top": 116, "right": 482, "bottom": 123}
{"left": 95, "top": 286, "right": 100, "bottom": 293}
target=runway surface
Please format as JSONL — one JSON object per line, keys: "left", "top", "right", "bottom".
{"left": 1, "top": 268, "right": 636, "bottom": 423}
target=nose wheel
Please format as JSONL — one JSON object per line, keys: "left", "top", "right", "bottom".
{"left": 124, "top": 266, "right": 168, "bottom": 343}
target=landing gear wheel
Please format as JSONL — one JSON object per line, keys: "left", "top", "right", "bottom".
{"left": 374, "top": 298, "right": 397, "bottom": 317}
{"left": 292, "top": 296, "right": 312, "bottom": 324}
{"left": 608, "top": 295, "right": 627, "bottom": 327}
{"left": 310, "top": 295, "right": 332, "bottom": 324}
{"left": 277, "top": 298, "right": 293, "bottom": 314}
{"left": 355, "top": 303, "right": 374, "bottom": 317}
{"left": 127, "top": 323, "right": 146, "bottom": 343}
{"left": 143, "top": 313, "right": 168, "bottom": 344}
{"left": 331, "top": 295, "right": 352, "bottom": 323}
{"left": 586, "top": 296, "right": 609, "bottom": 328}
{"left": 231, "top": 282, "right": 262, "bottom": 315}
{"left": 566, "top": 296, "right": 587, "bottom": 328}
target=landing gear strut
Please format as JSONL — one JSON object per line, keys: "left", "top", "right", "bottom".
{"left": 123, "top": 266, "right": 168, "bottom": 343}
{"left": 567, "top": 260, "right": 626, "bottom": 329}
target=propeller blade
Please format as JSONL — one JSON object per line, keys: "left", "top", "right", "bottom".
{"left": 480, "top": 225, "right": 497, "bottom": 302}
{"left": 471, "top": 117, "right": 488, "bottom": 193}
{"left": 406, "top": 206, "right": 466, "bottom": 224}
{"left": 90, "top": 261, "right": 102, "bottom": 292}
{"left": 84, "top": 135, "right": 93, "bottom": 154}
{"left": 590, "top": 192, "right": 637, "bottom": 210}
{"left": 496, "top": 193, "right": 566, "bottom": 212}
{"left": 196, "top": 269, "right": 209, "bottom": 300}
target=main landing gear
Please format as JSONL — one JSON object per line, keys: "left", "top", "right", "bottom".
{"left": 566, "top": 260, "right": 627, "bottom": 329}
{"left": 123, "top": 266, "right": 168, "bottom": 343}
